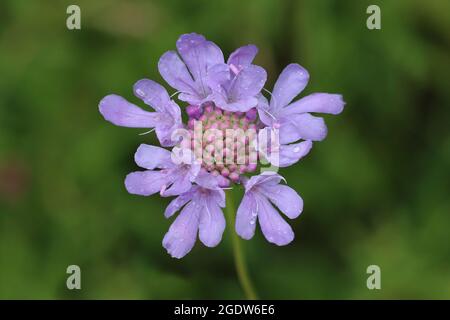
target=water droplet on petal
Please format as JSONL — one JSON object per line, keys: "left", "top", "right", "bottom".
{"left": 136, "top": 89, "right": 145, "bottom": 97}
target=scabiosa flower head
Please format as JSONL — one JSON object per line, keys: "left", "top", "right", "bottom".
{"left": 99, "top": 33, "right": 345, "bottom": 258}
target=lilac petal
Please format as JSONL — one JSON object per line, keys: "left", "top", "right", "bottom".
{"left": 133, "top": 79, "right": 170, "bottom": 112}
{"left": 236, "top": 193, "right": 257, "bottom": 240}
{"left": 261, "top": 184, "right": 303, "bottom": 219}
{"left": 162, "top": 201, "right": 200, "bottom": 259}
{"left": 188, "top": 162, "right": 202, "bottom": 181}
{"left": 256, "top": 94, "right": 274, "bottom": 126}
{"left": 206, "top": 63, "right": 231, "bottom": 90}
{"left": 279, "top": 113, "right": 327, "bottom": 144}
{"left": 229, "top": 65, "right": 267, "bottom": 102}
{"left": 162, "top": 98, "right": 182, "bottom": 121}
{"left": 161, "top": 158, "right": 201, "bottom": 197}
{"left": 227, "top": 45, "right": 258, "bottom": 69}
{"left": 164, "top": 189, "right": 196, "bottom": 218}
{"left": 177, "top": 92, "right": 208, "bottom": 105}
{"left": 271, "top": 63, "right": 309, "bottom": 110}
{"left": 99, "top": 94, "right": 159, "bottom": 128}
{"left": 176, "top": 33, "right": 224, "bottom": 96}
{"left": 155, "top": 125, "right": 178, "bottom": 147}
{"left": 211, "top": 189, "right": 226, "bottom": 208}
{"left": 245, "top": 172, "right": 283, "bottom": 192}
{"left": 217, "top": 96, "right": 259, "bottom": 112}
{"left": 154, "top": 106, "right": 183, "bottom": 147}
{"left": 194, "top": 170, "right": 221, "bottom": 190}
{"left": 198, "top": 196, "right": 226, "bottom": 247}
{"left": 134, "top": 144, "right": 174, "bottom": 170}
{"left": 161, "top": 174, "right": 192, "bottom": 197}
{"left": 151, "top": 99, "right": 182, "bottom": 147}
{"left": 282, "top": 93, "right": 345, "bottom": 116}
{"left": 161, "top": 162, "right": 200, "bottom": 197}
{"left": 278, "top": 140, "right": 313, "bottom": 167}
{"left": 278, "top": 122, "right": 302, "bottom": 145}
{"left": 158, "top": 50, "right": 199, "bottom": 99}
{"left": 124, "top": 170, "right": 168, "bottom": 196}
{"left": 256, "top": 195, "right": 294, "bottom": 246}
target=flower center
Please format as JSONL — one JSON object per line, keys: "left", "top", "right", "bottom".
{"left": 185, "top": 103, "right": 261, "bottom": 185}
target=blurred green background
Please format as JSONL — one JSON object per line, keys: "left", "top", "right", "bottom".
{"left": 0, "top": 0, "right": 449, "bottom": 299}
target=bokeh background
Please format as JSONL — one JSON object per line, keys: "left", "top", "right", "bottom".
{"left": 0, "top": 0, "right": 449, "bottom": 299}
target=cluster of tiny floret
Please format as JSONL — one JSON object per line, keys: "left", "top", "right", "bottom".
{"left": 183, "top": 103, "right": 261, "bottom": 185}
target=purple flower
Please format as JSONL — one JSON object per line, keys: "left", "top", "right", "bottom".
{"left": 206, "top": 45, "right": 267, "bottom": 112}
{"left": 99, "top": 33, "right": 345, "bottom": 258}
{"left": 158, "top": 33, "right": 224, "bottom": 105}
{"left": 258, "top": 63, "right": 345, "bottom": 145}
{"left": 236, "top": 173, "right": 303, "bottom": 245}
{"left": 163, "top": 184, "right": 225, "bottom": 259}
{"left": 125, "top": 144, "right": 200, "bottom": 197}
{"left": 99, "top": 79, "right": 182, "bottom": 147}
{"left": 257, "top": 126, "right": 313, "bottom": 168}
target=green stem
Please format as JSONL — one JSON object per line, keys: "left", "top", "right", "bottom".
{"left": 225, "top": 191, "right": 258, "bottom": 300}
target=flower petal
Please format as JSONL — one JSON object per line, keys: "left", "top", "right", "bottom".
{"left": 256, "top": 195, "right": 294, "bottom": 246}
{"left": 271, "top": 63, "right": 309, "bottom": 111}
{"left": 194, "top": 170, "right": 221, "bottom": 190}
{"left": 279, "top": 113, "right": 327, "bottom": 143}
{"left": 155, "top": 125, "right": 179, "bottom": 148}
{"left": 216, "top": 96, "right": 258, "bottom": 112}
{"left": 256, "top": 94, "right": 274, "bottom": 126}
{"left": 206, "top": 63, "right": 231, "bottom": 91}
{"left": 154, "top": 105, "right": 183, "bottom": 147}
{"left": 211, "top": 188, "right": 226, "bottom": 208}
{"left": 163, "top": 100, "right": 182, "bottom": 121}
{"left": 124, "top": 170, "right": 168, "bottom": 196}
{"left": 278, "top": 140, "right": 312, "bottom": 167}
{"left": 134, "top": 144, "right": 174, "bottom": 170}
{"left": 162, "top": 201, "right": 200, "bottom": 259}
{"left": 244, "top": 172, "right": 283, "bottom": 192}
{"left": 176, "top": 33, "right": 224, "bottom": 96}
{"left": 261, "top": 184, "right": 303, "bottom": 219}
{"left": 236, "top": 193, "right": 257, "bottom": 240}
{"left": 158, "top": 50, "right": 200, "bottom": 99}
{"left": 99, "top": 94, "right": 159, "bottom": 128}
{"left": 227, "top": 45, "right": 258, "bottom": 69}
{"left": 164, "top": 188, "right": 196, "bottom": 218}
{"left": 161, "top": 173, "right": 193, "bottom": 197}
{"left": 198, "top": 195, "right": 226, "bottom": 247}
{"left": 133, "top": 79, "right": 170, "bottom": 112}
{"left": 229, "top": 65, "right": 267, "bottom": 103}
{"left": 163, "top": 159, "right": 200, "bottom": 197}
{"left": 282, "top": 93, "right": 345, "bottom": 116}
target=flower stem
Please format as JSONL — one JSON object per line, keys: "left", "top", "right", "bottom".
{"left": 225, "top": 191, "right": 258, "bottom": 300}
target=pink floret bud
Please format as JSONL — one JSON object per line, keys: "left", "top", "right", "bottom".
{"left": 245, "top": 108, "right": 257, "bottom": 121}
{"left": 186, "top": 105, "right": 203, "bottom": 119}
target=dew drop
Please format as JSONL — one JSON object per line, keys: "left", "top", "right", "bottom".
{"left": 136, "top": 89, "right": 145, "bottom": 97}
